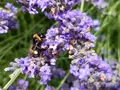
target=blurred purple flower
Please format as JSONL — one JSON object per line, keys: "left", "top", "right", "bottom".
{"left": 45, "top": 85, "right": 54, "bottom": 90}
{"left": 93, "top": 20, "right": 100, "bottom": 31}
{"left": 8, "top": 79, "right": 28, "bottom": 90}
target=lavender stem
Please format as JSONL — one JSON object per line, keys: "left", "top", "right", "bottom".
{"left": 80, "top": 0, "right": 85, "bottom": 12}
{"left": 3, "top": 69, "right": 21, "bottom": 90}
{"left": 56, "top": 71, "right": 70, "bottom": 90}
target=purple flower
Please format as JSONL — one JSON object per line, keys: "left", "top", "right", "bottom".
{"left": 46, "top": 27, "right": 59, "bottom": 38}
{"left": 70, "top": 65, "right": 79, "bottom": 77}
{"left": 16, "top": 0, "right": 108, "bottom": 15}
{"left": 84, "top": 32, "right": 97, "bottom": 42}
{"left": 79, "top": 65, "right": 91, "bottom": 80}
{"left": 87, "top": 54, "right": 101, "bottom": 65}
{"left": 61, "top": 84, "right": 70, "bottom": 90}
{"left": 17, "top": 79, "right": 28, "bottom": 88}
{"left": 85, "top": 0, "right": 109, "bottom": 10}
{"left": 16, "top": 0, "right": 72, "bottom": 15}
{"left": 93, "top": 20, "right": 100, "bottom": 31}
{"left": 45, "top": 85, "right": 54, "bottom": 90}
{"left": 37, "top": 0, "right": 55, "bottom": 12}
{"left": 8, "top": 85, "right": 16, "bottom": 90}
{"left": 69, "top": 43, "right": 114, "bottom": 82}
{"left": 16, "top": 79, "right": 28, "bottom": 90}
{"left": 0, "top": 3, "right": 18, "bottom": 34}
{"left": 52, "top": 67, "right": 65, "bottom": 78}
{"left": 39, "top": 64, "right": 51, "bottom": 84}
{"left": 8, "top": 79, "right": 28, "bottom": 90}
{"left": 41, "top": 10, "right": 98, "bottom": 62}
{"left": 54, "top": 10, "right": 97, "bottom": 42}
{"left": 5, "top": 57, "right": 52, "bottom": 85}
{"left": 92, "top": 0, "right": 109, "bottom": 10}
{"left": 5, "top": 3, "right": 18, "bottom": 13}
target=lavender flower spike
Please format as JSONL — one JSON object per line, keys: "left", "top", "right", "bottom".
{"left": 5, "top": 56, "right": 52, "bottom": 85}
{"left": 0, "top": 3, "right": 18, "bottom": 34}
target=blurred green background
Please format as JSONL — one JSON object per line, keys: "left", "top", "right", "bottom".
{"left": 0, "top": 0, "right": 120, "bottom": 89}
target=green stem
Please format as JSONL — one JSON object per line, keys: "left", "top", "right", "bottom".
{"left": 56, "top": 71, "right": 70, "bottom": 90}
{"left": 118, "top": 15, "right": 120, "bottom": 61}
{"left": 36, "top": 85, "right": 41, "bottom": 90}
{"left": 3, "top": 69, "right": 21, "bottom": 90}
{"left": 80, "top": 0, "right": 85, "bottom": 12}
{"left": 40, "top": 85, "right": 45, "bottom": 90}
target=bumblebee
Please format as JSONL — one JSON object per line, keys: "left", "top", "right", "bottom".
{"left": 29, "top": 33, "right": 46, "bottom": 57}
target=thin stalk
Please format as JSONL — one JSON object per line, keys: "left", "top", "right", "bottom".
{"left": 3, "top": 69, "right": 21, "bottom": 90}
{"left": 36, "top": 85, "right": 41, "bottom": 90}
{"left": 56, "top": 71, "right": 70, "bottom": 90}
{"left": 40, "top": 85, "right": 44, "bottom": 90}
{"left": 80, "top": 0, "right": 85, "bottom": 12}
{"left": 118, "top": 15, "right": 120, "bottom": 61}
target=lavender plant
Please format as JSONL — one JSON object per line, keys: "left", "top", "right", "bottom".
{"left": 0, "top": 0, "right": 120, "bottom": 90}
{"left": 0, "top": 3, "right": 18, "bottom": 34}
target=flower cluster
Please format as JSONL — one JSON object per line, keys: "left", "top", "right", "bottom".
{"left": 43, "top": 10, "right": 97, "bottom": 55}
{"left": 69, "top": 44, "right": 113, "bottom": 80}
{"left": 16, "top": 0, "right": 108, "bottom": 16}
{"left": 15, "top": 0, "right": 79, "bottom": 15}
{"left": 5, "top": 57, "right": 51, "bottom": 85}
{"left": 0, "top": 3, "right": 18, "bottom": 34}
{"left": 75, "top": 59, "right": 120, "bottom": 89}
{"left": 45, "top": 61, "right": 120, "bottom": 90}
